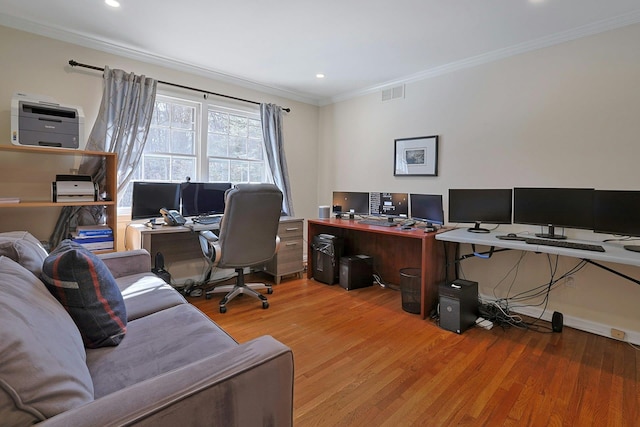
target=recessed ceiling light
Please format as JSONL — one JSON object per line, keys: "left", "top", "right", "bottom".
{"left": 316, "top": 73, "right": 325, "bottom": 79}
{"left": 105, "top": 0, "right": 120, "bottom": 8}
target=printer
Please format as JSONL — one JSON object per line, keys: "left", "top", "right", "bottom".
{"left": 52, "top": 175, "right": 98, "bottom": 203}
{"left": 11, "top": 92, "right": 84, "bottom": 149}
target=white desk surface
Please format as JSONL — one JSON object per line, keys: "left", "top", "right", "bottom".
{"left": 435, "top": 228, "right": 640, "bottom": 268}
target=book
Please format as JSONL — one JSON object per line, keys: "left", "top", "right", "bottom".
{"left": 73, "top": 225, "right": 113, "bottom": 238}
{"left": 72, "top": 235, "right": 114, "bottom": 244}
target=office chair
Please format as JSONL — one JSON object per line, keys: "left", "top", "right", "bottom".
{"left": 198, "top": 183, "right": 283, "bottom": 313}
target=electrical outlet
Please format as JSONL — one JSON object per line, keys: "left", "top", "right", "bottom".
{"left": 564, "top": 276, "right": 576, "bottom": 288}
{"left": 611, "top": 328, "right": 626, "bottom": 340}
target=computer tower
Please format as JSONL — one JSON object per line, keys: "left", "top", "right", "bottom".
{"left": 339, "top": 255, "right": 373, "bottom": 290}
{"left": 439, "top": 279, "right": 478, "bottom": 334}
{"left": 312, "top": 234, "right": 343, "bottom": 285}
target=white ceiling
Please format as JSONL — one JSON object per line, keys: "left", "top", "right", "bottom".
{"left": 1, "top": 0, "right": 640, "bottom": 106}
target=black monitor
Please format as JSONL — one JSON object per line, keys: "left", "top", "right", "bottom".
{"left": 370, "top": 192, "right": 409, "bottom": 217}
{"left": 410, "top": 193, "right": 444, "bottom": 227}
{"left": 131, "top": 182, "right": 181, "bottom": 220}
{"left": 181, "top": 182, "right": 232, "bottom": 217}
{"left": 594, "top": 190, "right": 640, "bottom": 252}
{"left": 514, "top": 187, "right": 594, "bottom": 239}
{"left": 448, "top": 189, "right": 513, "bottom": 233}
{"left": 332, "top": 191, "right": 369, "bottom": 216}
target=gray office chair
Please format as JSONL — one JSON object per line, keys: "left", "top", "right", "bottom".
{"left": 198, "top": 183, "right": 283, "bottom": 313}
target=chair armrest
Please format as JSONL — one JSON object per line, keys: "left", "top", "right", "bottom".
{"left": 97, "top": 249, "right": 152, "bottom": 279}
{"left": 38, "top": 335, "right": 294, "bottom": 427}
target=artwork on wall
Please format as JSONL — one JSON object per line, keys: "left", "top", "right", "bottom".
{"left": 394, "top": 135, "right": 438, "bottom": 176}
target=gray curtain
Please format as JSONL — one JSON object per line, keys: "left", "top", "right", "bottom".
{"left": 49, "top": 66, "right": 157, "bottom": 249}
{"left": 260, "top": 103, "right": 294, "bottom": 216}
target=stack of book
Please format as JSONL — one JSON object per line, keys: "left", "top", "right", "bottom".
{"left": 71, "top": 225, "right": 114, "bottom": 251}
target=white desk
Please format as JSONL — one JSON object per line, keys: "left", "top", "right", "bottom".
{"left": 436, "top": 228, "right": 640, "bottom": 284}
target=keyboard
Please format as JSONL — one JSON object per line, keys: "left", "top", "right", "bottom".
{"left": 193, "top": 216, "right": 222, "bottom": 225}
{"left": 524, "top": 237, "right": 605, "bottom": 252}
{"left": 358, "top": 219, "right": 397, "bottom": 227}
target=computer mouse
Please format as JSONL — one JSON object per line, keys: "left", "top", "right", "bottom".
{"left": 400, "top": 226, "right": 412, "bottom": 230}
{"left": 507, "top": 233, "right": 518, "bottom": 237}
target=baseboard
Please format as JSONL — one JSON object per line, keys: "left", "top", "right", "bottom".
{"left": 479, "top": 293, "right": 640, "bottom": 345}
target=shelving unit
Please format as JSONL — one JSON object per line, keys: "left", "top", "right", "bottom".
{"left": 0, "top": 145, "right": 117, "bottom": 250}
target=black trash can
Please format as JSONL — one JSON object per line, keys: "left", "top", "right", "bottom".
{"left": 400, "top": 268, "right": 421, "bottom": 314}
{"left": 312, "top": 234, "right": 343, "bottom": 284}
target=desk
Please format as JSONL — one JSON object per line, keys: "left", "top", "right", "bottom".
{"left": 126, "top": 216, "right": 305, "bottom": 284}
{"left": 436, "top": 228, "right": 640, "bottom": 284}
{"left": 307, "top": 218, "right": 454, "bottom": 319}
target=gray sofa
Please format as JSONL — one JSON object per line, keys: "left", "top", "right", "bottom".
{"left": 0, "top": 231, "right": 294, "bottom": 426}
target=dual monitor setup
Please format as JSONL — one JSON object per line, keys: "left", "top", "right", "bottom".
{"left": 131, "top": 181, "right": 232, "bottom": 221}
{"left": 332, "top": 191, "right": 444, "bottom": 228}
{"left": 449, "top": 188, "right": 640, "bottom": 250}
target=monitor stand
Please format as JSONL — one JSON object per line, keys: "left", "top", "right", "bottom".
{"left": 624, "top": 245, "right": 640, "bottom": 253}
{"left": 467, "top": 222, "right": 489, "bottom": 233}
{"left": 535, "top": 225, "right": 566, "bottom": 240}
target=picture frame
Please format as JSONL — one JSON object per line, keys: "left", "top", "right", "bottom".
{"left": 394, "top": 135, "right": 438, "bottom": 176}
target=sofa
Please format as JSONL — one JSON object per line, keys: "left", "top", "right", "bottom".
{"left": 0, "top": 231, "right": 294, "bottom": 426}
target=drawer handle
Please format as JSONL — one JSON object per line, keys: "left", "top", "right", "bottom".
{"left": 285, "top": 242, "right": 298, "bottom": 246}
{"left": 285, "top": 227, "right": 299, "bottom": 231}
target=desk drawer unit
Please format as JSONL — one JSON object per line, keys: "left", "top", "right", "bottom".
{"left": 264, "top": 218, "right": 304, "bottom": 284}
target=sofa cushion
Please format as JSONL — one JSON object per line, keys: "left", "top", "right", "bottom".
{"left": 116, "top": 272, "right": 187, "bottom": 320}
{"left": 86, "top": 303, "right": 238, "bottom": 398}
{"left": 0, "top": 256, "right": 94, "bottom": 425}
{"left": 0, "top": 231, "right": 48, "bottom": 277}
{"left": 41, "top": 240, "right": 127, "bottom": 349}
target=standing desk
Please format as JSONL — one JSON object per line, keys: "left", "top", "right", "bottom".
{"left": 435, "top": 228, "right": 640, "bottom": 285}
{"left": 307, "top": 218, "right": 455, "bottom": 319}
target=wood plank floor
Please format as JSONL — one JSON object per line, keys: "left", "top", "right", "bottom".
{"left": 189, "top": 273, "right": 639, "bottom": 426}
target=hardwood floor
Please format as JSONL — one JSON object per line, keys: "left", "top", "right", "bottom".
{"left": 189, "top": 273, "right": 639, "bottom": 426}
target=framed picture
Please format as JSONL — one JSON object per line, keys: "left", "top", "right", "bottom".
{"left": 394, "top": 135, "right": 438, "bottom": 176}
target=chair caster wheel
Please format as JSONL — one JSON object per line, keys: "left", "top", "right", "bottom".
{"left": 262, "top": 301, "right": 269, "bottom": 309}
{"left": 205, "top": 293, "right": 212, "bottom": 300}
{"left": 267, "top": 288, "right": 273, "bottom": 294}
{"left": 219, "top": 306, "right": 227, "bottom": 314}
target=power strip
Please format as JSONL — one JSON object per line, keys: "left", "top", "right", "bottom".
{"left": 475, "top": 316, "right": 494, "bottom": 330}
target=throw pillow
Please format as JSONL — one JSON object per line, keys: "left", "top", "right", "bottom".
{"left": 0, "top": 256, "right": 94, "bottom": 424}
{"left": 0, "top": 231, "right": 48, "bottom": 277}
{"left": 41, "top": 239, "right": 127, "bottom": 348}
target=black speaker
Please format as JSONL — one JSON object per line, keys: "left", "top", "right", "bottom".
{"left": 552, "top": 311, "right": 563, "bottom": 332}
{"left": 439, "top": 279, "right": 478, "bottom": 334}
{"left": 339, "top": 255, "right": 373, "bottom": 290}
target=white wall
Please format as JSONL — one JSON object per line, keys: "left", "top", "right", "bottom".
{"left": 0, "top": 25, "right": 319, "bottom": 253}
{"left": 318, "top": 23, "right": 640, "bottom": 341}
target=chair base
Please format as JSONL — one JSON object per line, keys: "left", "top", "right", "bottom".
{"left": 204, "top": 268, "right": 272, "bottom": 313}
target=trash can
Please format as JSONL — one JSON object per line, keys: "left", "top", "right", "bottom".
{"left": 400, "top": 268, "right": 421, "bottom": 314}
{"left": 312, "top": 234, "right": 343, "bottom": 285}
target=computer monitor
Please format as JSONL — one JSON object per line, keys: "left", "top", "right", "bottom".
{"left": 332, "top": 191, "right": 369, "bottom": 216}
{"left": 448, "top": 189, "right": 513, "bottom": 233}
{"left": 180, "top": 182, "right": 232, "bottom": 217}
{"left": 370, "top": 192, "right": 409, "bottom": 217}
{"left": 131, "top": 182, "right": 181, "bottom": 220}
{"left": 594, "top": 190, "right": 640, "bottom": 252}
{"left": 513, "top": 187, "right": 594, "bottom": 239}
{"left": 410, "top": 193, "right": 444, "bottom": 227}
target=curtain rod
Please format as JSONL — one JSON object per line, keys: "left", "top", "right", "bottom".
{"left": 68, "top": 60, "right": 290, "bottom": 113}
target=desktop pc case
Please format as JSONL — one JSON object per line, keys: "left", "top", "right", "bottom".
{"left": 439, "top": 279, "right": 478, "bottom": 334}
{"left": 312, "top": 234, "right": 343, "bottom": 285}
{"left": 339, "top": 255, "right": 373, "bottom": 290}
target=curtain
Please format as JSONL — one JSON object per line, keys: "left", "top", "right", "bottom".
{"left": 260, "top": 103, "right": 294, "bottom": 216}
{"left": 49, "top": 66, "right": 157, "bottom": 249}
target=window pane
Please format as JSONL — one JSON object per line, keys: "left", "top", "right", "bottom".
{"left": 249, "top": 162, "right": 265, "bottom": 182}
{"left": 154, "top": 102, "right": 170, "bottom": 126}
{"left": 171, "top": 157, "right": 196, "bottom": 181}
{"left": 229, "top": 114, "right": 248, "bottom": 137}
{"left": 208, "top": 111, "right": 229, "bottom": 134}
{"left": 247, "top": 138, "right": 263, "bottom": 161}
{"left": 145, "top": 128, "right": 170, "bottom": 153}
{"left": 171, "top": 130, "right": 195, "bottom": 154}
{"left": 209, "top": 159, "right": 229, "bottom": 181}
{"left": 208, "top": 133, "right": 228, "bottom": 157}
{"left": 119, "top": 181, "right": 133, "bottom": 208}
{"left": 229, "top": 136, "right": 247, "bottom": 159}
{"left": 143, "top": 156, "right": 170, "bottom": 180}
{"left": 248, "top": 119, "right": 262, "bottom": 139}
{"left": 230, "top": 160, "right": 248, "bottom": 182}
{"left": 172, "top": 104, "right": 194, "bottom": 129}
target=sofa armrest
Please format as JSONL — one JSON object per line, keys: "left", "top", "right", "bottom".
{"left": 38, "top": 335, "right": 294, "bottom": 427}
{"left": 98, "top": 249, "right": 152, "bottom": 279}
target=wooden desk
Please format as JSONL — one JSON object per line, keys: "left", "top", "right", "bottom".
{"left": 307, "top": 218, "right": 454, "bottom": 319}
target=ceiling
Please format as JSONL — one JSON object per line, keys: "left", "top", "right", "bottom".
{"left": 1, "top": 0, "right": 640, "bottom": 106}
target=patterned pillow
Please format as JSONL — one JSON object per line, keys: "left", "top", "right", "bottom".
{"left": 0, "top": 231, "right": 48, "bottom": 277}
{"left": 41, "top": 240, "right": 127, "bottom": 348}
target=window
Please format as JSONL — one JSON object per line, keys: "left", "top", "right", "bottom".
{"left": 119, "top": 94, "right": 270, "bottom": 211}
